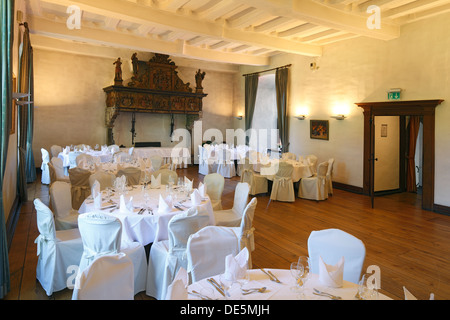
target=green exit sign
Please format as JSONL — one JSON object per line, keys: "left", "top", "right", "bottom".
{"left": 388, "top": 90, "right": 401, "bottom": 100}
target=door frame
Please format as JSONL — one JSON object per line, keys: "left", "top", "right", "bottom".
{"left": 356, "top": 100, "right": 443, "bottom": 211}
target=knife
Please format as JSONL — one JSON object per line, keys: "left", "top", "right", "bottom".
{"left": 260, "top": 268, "right": 281, "bottom": 283}
{"left": 207, "top": 278, "right": 225, "bottom": 297}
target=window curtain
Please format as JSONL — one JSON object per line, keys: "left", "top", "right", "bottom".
{"left": 406, "top": 116, "right": 420, "bottom": 192}
{"left": 244, "top": 74, "right": 259, "bottom": 139}
{"left": 275, "top": 67, "right": 289, "bottom": 152}
{"left": 17, "top": 22, "right": 36, "bottom": 202}
{"left": 0, "top": 0, "right": 14, "bottom": 299}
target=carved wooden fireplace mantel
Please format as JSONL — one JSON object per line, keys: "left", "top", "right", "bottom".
{"left": 103, "top": 53, "right": 207, "bottom": 145}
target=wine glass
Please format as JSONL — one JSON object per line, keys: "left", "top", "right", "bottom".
{"left": 356, "top": 273, "right": 379, "bottom": 300}
{"left": 290, "top": 262, "right": 304, "bottom": 293}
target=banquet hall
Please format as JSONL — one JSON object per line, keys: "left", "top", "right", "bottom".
{"left": 1, "top": 0, "right": 450, "bottom": 302}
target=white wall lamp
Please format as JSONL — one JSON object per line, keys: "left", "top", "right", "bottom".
{"left": 234, "top": 116, "right": 243, "bottom": 120}
{"left": 295, "top": 115, "right": 306, "bottom": 120}
{"left": 331, "top": 114, "right": 346, "bottom": 120}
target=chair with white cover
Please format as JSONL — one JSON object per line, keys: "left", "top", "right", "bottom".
{"left": 198, "top": 145, "right": 209, "bottom": 175}
{"left": 89, "top": 171, "right": 115, "bottom": 190}
{"left": 326, "top": 158, "right": 335, "bottom": 195}
{"left": 150, "top": 155, "right": 164, "bottom": 171}
{"left": 50, "top": 181, "right": 79, "bottom": 230}
{"left": 146, "top": 207, "right": 210, "bottom": 300}
{"left": 108, "top": 144, "right": 120, "bottom": 154}
{"left": 116, "top": 167, "right": 142, "bottom": 186}
{"left": 76, "top": 153, "right": 94, "bottom": 167}
{"left": 216, "top": 148, "right": 236, "bottom": 178}
{"left": 298, "top": 161, "right": 329, "bottom": 201}
{"left": 77, "top": 212, "right": 148, "bottom": 295}
{"left": 33, "top": 198, "right": 83, "bottom": 296}
{"left": 72, "top": 254, "right": 134, "bottom": 300}
{"left": 240, "top": 157, "right": 268, "bottom": 196}
{"left": 305, "top": 154, "right": 318, "bottom": 175}
{"left": 214, "top": 182, "right": 249, "bottom": 227}
{"left": 50, "top": 157, "right": 70, "bottom": 183}
{"left": 187, "top": 197, "right": 258, "bottom": 281}
{"left": 269, "top": 161, "right": 295, "bottom": 203}
{"left": 152, "top": 168, "right": 178, "bottom": 185}
{"left": 114, "top": 151, "right": 132, "bottom": 163}
{"left": 69, "top": 167, "right": 91, "bottom": 210}
{"left": 41, "top": 148, "right": 51, "bottom": 185}
{"left": 186, "top": 226, "right": 240, "bottom": 283}
{"left": 50, "top": 145, "right": 62, "bottom": 158}
{"left": 204, "top": 173, "right": 225, "bottom": 210}
{"left": 307, "top": 228, "right": 366, "bottom": 284}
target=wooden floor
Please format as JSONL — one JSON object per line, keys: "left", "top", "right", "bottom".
{"left": 4, "top": 166, "right": 450, "bottom": 300}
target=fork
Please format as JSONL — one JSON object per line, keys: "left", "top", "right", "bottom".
{"left": 313, "top": 288, "right": 342, "bottom": 300}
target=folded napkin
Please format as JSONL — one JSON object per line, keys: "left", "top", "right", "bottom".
{"left": 198, "top": 182, "right": 207, "bottom": 198}
{"left": 91, "top": 180, "right": 101, "bottom": 209}
{"left": 151, "top": 173, "right": 161, "bottom": 188}
{"left": 184, "top": 176, "right": 193, "bottom": 192}
{"left": 119, "top": 195, "right": 134, "bottom": 214}
{"left": 190, "top": 189, "right": 202, "bottom": 206}
{"left": 165, "top": 267, "right": 188, "bottom": 300}
{"left": 223, "top": 247, "right": 249, "bottom": 282}
{"left": 318, "top": 256, "right": 344, "bottom": 288}
{"left": 158, "top": 194, "right": 172, "bottom": 214}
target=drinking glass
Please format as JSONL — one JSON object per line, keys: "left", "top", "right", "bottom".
{"left": 290, "top": 262, "right": 304, "bottom": 293}
{"left": 356, "top": 273, "right": 379, "bottom": 300}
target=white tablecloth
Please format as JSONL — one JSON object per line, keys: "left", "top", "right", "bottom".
{"left": 123, "top": 147, "right": 191, "bottom": 168}
{"left": 187, "top": 269, "right": 392, "bottom": 300}
{"left": 79, "top": 185, "right": 214, "bottom": 246}
{"left": 254, "top": 159, "right": 314, "bottom": 182}
{"left": 58, "top": 150, "right": 113, "bottom": 167}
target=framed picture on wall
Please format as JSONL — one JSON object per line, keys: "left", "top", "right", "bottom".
{"left": 310, "top": 120, "right": 329, "bottom": 140}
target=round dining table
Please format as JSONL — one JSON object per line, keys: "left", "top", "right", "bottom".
{"left": 78, "top": 185, "right": 214, "bottom": 246}
{"left": 187, "top": 269, "right": 392, "bottom": 300}
{"left": 254, "top": 159, "right": 314, "bottom": 182}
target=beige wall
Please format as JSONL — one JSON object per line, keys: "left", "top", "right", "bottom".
{"left": 32, "top": 49, "right": 236, "bottom": 166}
{"left": 234, "top": 12, "right": 450, "bottom": 207}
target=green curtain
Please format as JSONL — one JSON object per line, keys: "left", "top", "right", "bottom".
{"left": 244, "top": 74, "right": 259, "bottom": 144}
{"left": 275, "top": 67, "right": 289, "bottom": 153}
{"left": 0, "top": 0, "right": 14, "bottom": 299}
{"left": 18, "top": 22, "right": 36, "bottom": 201}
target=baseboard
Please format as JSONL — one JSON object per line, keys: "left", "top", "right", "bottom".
{"left": 332, "top": 182, "right": 364, "bottom": 194}
{"left": 433, "top": 204, "right": 450, "bottom": 216}
{"left": 5, "top": 195, "right": 20, "bottom": 250}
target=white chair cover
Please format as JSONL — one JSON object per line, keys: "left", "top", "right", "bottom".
{"left": 116, "top": 167, "right": 142, "bottom": 185}
{"left": 114, "top": 151, "right": 132, "bottom": 163}
{"left": 206, "top": 148, "right": 219, "bottom": 174}
{"left": 198, "top": 146, "right": 209, "bottom": 175}
{"left": 204, "top": 173, "right": 225, "bottom": 210}
{"left": 41, "top": 148, "right": 51, "bottom": 185}
{"left": 69, "top": 167, "right": 92, "bottom": 210}
{"left": 240, "top": 157, "right": 268, "bottom": 196}
{"left": 299, "top": 161, "right": 329, "bottom": 201}
{"left": 146, "top": 207, "right": 210, "bottom": 300}
{"left": 50, "top": 181, "right": 79, "bottom": 230}
{"left": 308, "top": 228, "right": 366, "bottom": 284}
{"left": 108, "top": 144, "right": 120, "bottom": 154}
{"left": 164, "top": 267, "right": 188, "bottom": 300}
{"left": 216, "top": 148, "right": 236, "bottom": 178}
{"left": 89, "top": 171, "right": 115, "bottom": 190}
{"left": 326, "top": 158, "right": 335, "bottom": 195}
{"left": 33, "top": 198, "right": 83, "bottom": 296}
{"left": 50, "top": 145, "right": 62, "bottom": 158}
{"left": 306, "top": 154, "right": 318, "bottom": 175}
{"left": 77, "top": 212, "right": 147, "bottom": 295}
{"left": 76, "top": 153, "right": 94, "bottom": 167}
{"left": 51, "top": 157, "right": 70, "bottom": 183}
{"left": 187, "top": 226, "right": 240, "bottom": 283}
{"left": 150, "top": 155, "right": 164, "bottom": 171}
{"left": 214, "top": 182, "right": 249, "bottom": 227}
{"left": 152, "top": 168, "right": 178, "bottom": 185}
{"left": 270, "top": 161, "right": 295, "bottom": 202}
{"left": 72, "top": 254, "right": 134, "bottom": 300}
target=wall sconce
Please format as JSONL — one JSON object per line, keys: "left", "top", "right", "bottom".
{"left": 331, "top": 114, "right": 346, "bottom": 120}
{"left": 295, "top": 115, "right": 306, "bottom": 120}
{"left": 12, "top": 92, "right": 33, "bottom": 105}
{"left": 234, "top": 116, "right": 242, "bottom": 120}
